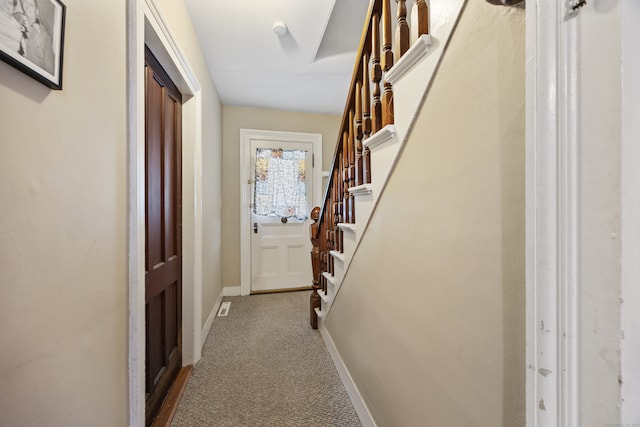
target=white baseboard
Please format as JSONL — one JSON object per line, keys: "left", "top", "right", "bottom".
{"left": 201, "top": 286, "right": 242, "bottom": 346}
{"left": 201, "top": 288, "right": 224, "bottom": 346}
{"left": 319, "top": 325, "right": 377, "bottom": 427}
{"left": 223, "top": 286, "right": 241, "bottom": 297}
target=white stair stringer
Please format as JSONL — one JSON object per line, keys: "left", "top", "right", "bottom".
{"left": 316, "top": 0, "right": 467, "bottom": 324}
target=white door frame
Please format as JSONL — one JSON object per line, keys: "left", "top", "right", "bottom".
{"left": 620, "top": 0, "right": 640, "bottom": 422}
{"left": 239, "top": 129, "right": 322, "bottom": 296}
{"left": 527, "top": 1, "right": 640, "bottom": 425}
{"left": 526, "top": 2, "right": 579, "bottom": 426}
{"left": 127, "top": 1, "right": 203, "bottom": 425}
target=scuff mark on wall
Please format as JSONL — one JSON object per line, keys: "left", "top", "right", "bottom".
{"left": 539, "top": 399, "right": 546, "bottom": 411}
{"left": 538, "top": 368, "right": 552, "bottom": 377}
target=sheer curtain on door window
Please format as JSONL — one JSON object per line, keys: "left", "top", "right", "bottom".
{"left": 253, "top": 148, "right": 308, "bottom": 220}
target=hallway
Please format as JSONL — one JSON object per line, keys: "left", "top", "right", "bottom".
{"left": 2, "top": 1, "right": 639, "bottom": 425}
{"left": 170, "top": 291, "right": 361, "bottom": 426}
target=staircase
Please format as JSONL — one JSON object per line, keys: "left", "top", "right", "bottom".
{"left": 309, "top": 0, "right": 467, "bottom": 329}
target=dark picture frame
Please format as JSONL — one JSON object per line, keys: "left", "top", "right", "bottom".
{"left": 0, "top": 0, "right": 66, "bottom": 90}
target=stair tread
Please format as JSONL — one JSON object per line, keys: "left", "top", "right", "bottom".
{"left": 385, "top": 34, "right": 432, "bottom": 85}
{"left": 330, "top": 250, "right": 346, "bottom": 262}
{"left": 337, "top": 223, "right": 357, "bottom": 232}
{"left": 322, "top": 271, "right": 337, "bottom": 285}
{"left": 363, "top": 125, "right": 397, "bottom": 150}
{"left": 349, "top": 183, "right": 373, "bottom": 196}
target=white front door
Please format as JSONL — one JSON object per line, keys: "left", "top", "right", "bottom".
{"left": 249, "top": 139, "right": 314, "bottom": 292}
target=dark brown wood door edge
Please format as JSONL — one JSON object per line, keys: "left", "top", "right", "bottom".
{"left": 150, "top": 365, "right": 193, "bottom": 427}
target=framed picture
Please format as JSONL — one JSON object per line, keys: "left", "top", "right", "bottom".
{"left": 0, "top": 0, "right": 66, "bottom": 90}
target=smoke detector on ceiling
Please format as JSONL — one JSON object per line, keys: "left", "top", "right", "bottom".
{"left": 272, "top": 21, "right": 288, "bottom": 36}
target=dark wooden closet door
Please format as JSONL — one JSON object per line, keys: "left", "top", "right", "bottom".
{"left": 144, "top": 46, "right": 183, "bottom": 426}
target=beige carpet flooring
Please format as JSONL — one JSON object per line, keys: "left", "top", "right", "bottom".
{"left": 170, "top": 291, "right": 362, "bottom": 427}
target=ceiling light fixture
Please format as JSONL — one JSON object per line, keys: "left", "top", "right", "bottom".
{"left": 272, "top": 21, "right": 288, "bottom": 36}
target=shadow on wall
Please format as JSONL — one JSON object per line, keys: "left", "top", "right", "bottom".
{"left": 0, "top": 61, "right": 50, "bottom": 102}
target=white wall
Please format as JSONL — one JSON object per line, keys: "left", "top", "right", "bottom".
{"left": 324, "top": 3, "right": 526, "bottom": 426}
{"left": 0, "top": 1, "right": 128, "bottom": 425}
{"left": 157, "top": 0, "right": 224, "bottom": 328}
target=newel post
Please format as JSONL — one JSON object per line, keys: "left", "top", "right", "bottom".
{"left": 309, "top": 206, "right": 321, "bottom": 329}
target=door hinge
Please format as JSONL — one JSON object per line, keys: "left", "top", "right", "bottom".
{"left": 312, "top": 153, "right": 315, "bottom": 168}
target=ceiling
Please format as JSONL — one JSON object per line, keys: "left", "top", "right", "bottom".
{"left": 184, "top": 0, "right": 371, "bottom": 115}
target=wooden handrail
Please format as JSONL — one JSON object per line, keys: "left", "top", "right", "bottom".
{"left": 309, "top": 0, "right": 430, "bottom": 328}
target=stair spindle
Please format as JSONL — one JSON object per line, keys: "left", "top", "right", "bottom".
{"left": 371, "top": 12, "right": 383, "bottom": 134}
{"left": 348, "top": 109, "right": 356, "bottom": 224}
{"left": 355, "top": 80, "right": 364, "bottom": 187}
{"left": 342, "top": 131, "right": 350, "bottom": 225}
{"left": 396, "top": 0, "right": 410, "bottom": 58}
{"left": 382, "top": 0, "right": 393, "bottom": 71}
{"left": 309, "top": 207, "right": 321, "bottom": 329}
{"left": 320, "top": 210, "right": 328, "bottom": 296}
{"left": 362, "top": 54, "right": 372, "bottom": 184}
{"left": 411, "top": 0, "right": 430, "bottom": 42}
{"left": 382, "top": 0, "right": 394, "bottom": 126}
{"left": 338, "top": 159, "right": 345, "bottom": 252}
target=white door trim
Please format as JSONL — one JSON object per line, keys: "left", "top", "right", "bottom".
{"left": 127, "top": 1, "right": 203, "bottom": 425}
{"left": 239, "top": 129, "right": 322, "bottom": 296}
{"left": 620, "top": 0, "right": 640, "bottom": 421}
{"left": 526, "top": 2, "right": 579, "bottom": 426}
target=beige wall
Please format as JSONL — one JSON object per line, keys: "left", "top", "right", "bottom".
{"left": 157, "top": 0, "right": 224, "bottom": 327}
{"left": 325, "top": 3, "right": 525, "bottom": 426}
{"left": 0, "top": 0, "right": 223, "bottom": 424}
{"left": 0, "top": 1, "right": 128, "bottom": 425}
{"left": 221, "top": 106, "right": 340, "bottom": 288}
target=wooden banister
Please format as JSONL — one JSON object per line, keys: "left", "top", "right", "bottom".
{"left": 309, "top": 0, "right": 430, "bottom": 328}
